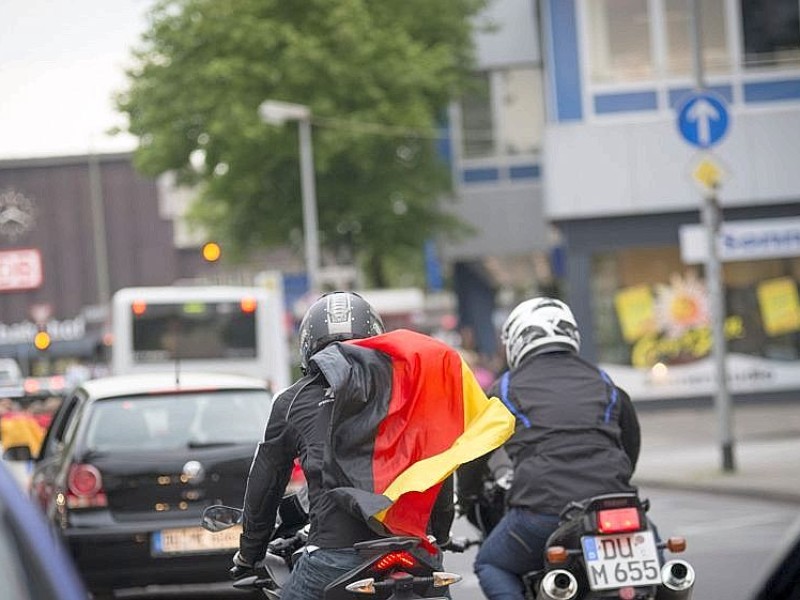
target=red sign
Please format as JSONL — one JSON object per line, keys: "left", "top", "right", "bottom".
{"left": 0, "top": 248, "right": 43, "bottom": 292}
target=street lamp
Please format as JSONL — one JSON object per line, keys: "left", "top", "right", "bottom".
{"left": 258, "top": 100, "right": 321, "bottom": 296}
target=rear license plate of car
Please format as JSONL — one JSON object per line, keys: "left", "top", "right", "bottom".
{"left": 151, "top": 524, "right": 242, "bottom": 556}
{"left": 581, "top": 530, "right": 661, "bottom": 590}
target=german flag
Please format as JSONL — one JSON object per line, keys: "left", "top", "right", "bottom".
{"left": 310, "top": 329, "right": 515, "bottom": 543}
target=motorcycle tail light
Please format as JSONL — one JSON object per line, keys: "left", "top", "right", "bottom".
{"left": 597, "top": 507, "right": 641, "bottom": 534}
{"left": 66, "top": 464, "right": 108, "bottom": 509}
{"left": 374, "top": 551, "right": 417, "bottom": 571}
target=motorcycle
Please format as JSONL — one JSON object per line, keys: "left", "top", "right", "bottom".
{"left": 459, "top": 447, "right": 514, "bottom": 540}
{"left": 524, "top": 492, "right": 695, "bottom": 600}
{"left": 201, "top": 492, "right": 473, "bottom": 599}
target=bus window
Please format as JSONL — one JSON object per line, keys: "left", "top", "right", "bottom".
{"left": 131, "top": 301, "right": 257, "bottom": 362}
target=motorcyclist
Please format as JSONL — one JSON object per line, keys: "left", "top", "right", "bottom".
{"left": 458, "top": 297, "right": 641, "bottom": 600}
{"left": 231, "top": 291, "right": 455, "bottom": 599}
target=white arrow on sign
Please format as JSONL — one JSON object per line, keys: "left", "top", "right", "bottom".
{"left": 686, "top": 99, "right": 720, "bottom": 146}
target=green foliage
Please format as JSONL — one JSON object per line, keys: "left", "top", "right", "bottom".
{"left": 117, "top": 0, "right": 484, "bottom": 286}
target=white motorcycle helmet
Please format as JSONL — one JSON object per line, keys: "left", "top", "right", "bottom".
{"left": 501, "top": 297, "right": 581, "bottom": 369}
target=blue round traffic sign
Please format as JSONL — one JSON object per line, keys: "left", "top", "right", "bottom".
{"left": 676, "top": 92, "right": 730, "bottom": 149}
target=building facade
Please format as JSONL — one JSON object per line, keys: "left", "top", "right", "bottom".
{"left": 541, "top": 0, "right": 800, "bottom": 401}
{"left": 442, "top": 0, "right": 552, "bottom": 358}
{"left": 0, "top": 153, "right": 294, "bottom": 376}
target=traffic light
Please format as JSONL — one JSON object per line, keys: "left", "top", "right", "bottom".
{"left": 33, "top": 329, "right": 51, "bottom": 351}
{"left": 201, "top": 242, "right": 221, "bottom": 262}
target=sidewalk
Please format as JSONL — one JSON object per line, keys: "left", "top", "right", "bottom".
{"left": 633, "top": 400, "right": 800, "bottom": 503}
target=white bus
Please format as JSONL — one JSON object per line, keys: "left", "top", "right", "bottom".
{"left": 111, "top": 285, "right": 291, "bottom": 391}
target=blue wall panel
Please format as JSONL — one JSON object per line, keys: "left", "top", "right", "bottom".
{"left": 546, "top": 0, "right": 583, "bottom": 121}
{"left": 744, "top": 79, "right": 800, "bottom": 103}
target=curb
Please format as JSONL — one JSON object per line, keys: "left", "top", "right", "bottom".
{"left": 634, "top": 478, "right": 800, "bottom": 505}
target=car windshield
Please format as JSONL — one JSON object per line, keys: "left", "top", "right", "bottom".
{"left": 83, "top": 390, "right": 271, "bottom": 453}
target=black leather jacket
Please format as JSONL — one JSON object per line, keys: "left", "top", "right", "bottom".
{"left": 239, "top": 369, "right": 454, "bottom": 564}
{"left": 458, "top": 350, "right": 640, "bottom": 516}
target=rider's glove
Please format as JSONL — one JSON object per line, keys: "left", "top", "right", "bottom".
{"left": 229, "top": 550, "right": 255, "bottom": 580}
{"left": 440, "top": 536, "right": 470, "bottom": 553}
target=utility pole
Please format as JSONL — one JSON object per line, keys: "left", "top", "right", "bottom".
{"left": 88, "top": 149, "right": 111, "bottom": 306}
{"left": 690, "top": 0, "right": 735, "bottom": 472}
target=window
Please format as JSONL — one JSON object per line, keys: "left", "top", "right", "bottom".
{"left": 741, "top": 0, "right": 800, "bottom": 69}
{"left": 84, "top": 390, "right": 271, "bottom": 452}
{"left": 132, "top": 301, "right": 257, "bottom": 363}
{"left": 584, "top": 0, "right": 738, "bottom": 86}
{"left": 500, "top": 68, "right": 544, "bottom": 155}
{"left": 591, "top": 247, "right": 800, "bottom": 368}
{"left": 586, "top": 0, "right": 654, "bottom": 83}
{"left": 664, "top": 0, "right": 730, "bottom": 76}
{"left": 460, "top": 67, "right": 543, "bottom": 159}
{"left": 461, "top": 72, "right": 495, "bottom": 158}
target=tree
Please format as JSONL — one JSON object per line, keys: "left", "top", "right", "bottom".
{"left": 116, "top": 0, "right": 485, "bottom": 287}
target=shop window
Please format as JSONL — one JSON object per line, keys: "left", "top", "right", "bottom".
{"left": 741, "top": 0, "right": 800, "bottom": 69}
{"left": 460, "top": 67, "right": 543, "bottom": 160}
{"left": 592, "top": 248, "right": 800, "bottom": 368}
{"left": 664, "top": 0, "right": 730, "bottom": 76}
{"left": 586, "top": 0, "right": 655, "bottom": 83}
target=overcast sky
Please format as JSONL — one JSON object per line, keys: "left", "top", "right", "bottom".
{"left": 0, "top": 0, "right": 152, "bottom": 159}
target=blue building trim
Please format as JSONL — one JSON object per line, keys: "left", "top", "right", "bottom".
{"left": 744, "top": 79, "right": 800, "bottom": 103}
{"left": 594, "top": 91, "right": 658, "bottom": 114}
{"left": 669, "top": 85, "right": 733, "bottom": 108}
{"left": 462, "top": 167, "right": 500, "bottom": 183}
{"left": 509, "top": 164, "right": 541, "bottom": 180}
{"left": 546, "top": 0, "right": 583, "bottom": 122}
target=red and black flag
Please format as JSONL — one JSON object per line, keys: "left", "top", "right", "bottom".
{"left": 310, "top": 328, "right": 515, "bottom": 543}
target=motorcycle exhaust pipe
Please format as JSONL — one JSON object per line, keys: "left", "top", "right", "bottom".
{"left": 537, "top": 569, "right": 579, "bottom": 600}
{"left": 656, "top": 560, "right": 696, "bottom": 600}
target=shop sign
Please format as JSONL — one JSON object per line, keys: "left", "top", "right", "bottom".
{"left": 0, "top": 248, "right": 43, "bottom": 291}
{"left": 0, "top": 316, "right": 86, "bottom": 345}
{"left": 0, "top": 189, "right": 37, "bottom": 241}
{"left": 603, "top": 354, "right": 800, "bottom": 401}
{"left": 757, "top": 277, "right": 800, "bottom": 337}
{"left": 680, "top": 217, "right": 800, "bottom": 264}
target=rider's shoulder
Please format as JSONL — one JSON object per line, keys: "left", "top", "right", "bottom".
{"left": 273, "top": 373, "right": 323, "bottom": 404}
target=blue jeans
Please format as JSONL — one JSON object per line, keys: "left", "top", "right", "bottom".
{"left": 282, "top": 548, "right": 365, "bottom": 600}
{"left": 474, "top": 508, "right": 561, "bottom": 600}
{"left": 283, "top": 545, "right": 448, "bottom": 599}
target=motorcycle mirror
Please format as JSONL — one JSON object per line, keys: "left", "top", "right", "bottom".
{"left": 201, "top": 505, "right": 243, "bottom": 532}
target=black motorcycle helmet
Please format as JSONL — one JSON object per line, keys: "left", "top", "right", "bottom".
{"left": 298, "top": 291, "right": 385, "bottom": 373}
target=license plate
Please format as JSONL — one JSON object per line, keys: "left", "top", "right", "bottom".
{"left": 581, "top": 530, "right": 661, "bottom": 590}
{"left": 151, "top": 524, "right": 242, "bottom": 556}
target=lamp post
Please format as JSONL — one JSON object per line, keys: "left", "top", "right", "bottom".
{"left": 258, "top": 100, "right": 321, "bottom": 296}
